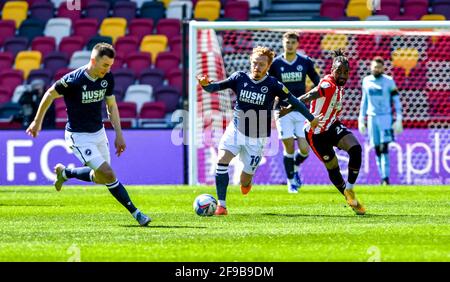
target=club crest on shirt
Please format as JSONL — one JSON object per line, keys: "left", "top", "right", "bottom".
{"left": 321, "top": 82, "right": 331, "bottom": 89}
{"left": 296, "top": 65, "right": 303, "bottom": 71}
{"left": 261, "top": 86, "right": 268, "bottom": 93}
{"left": 60, "top": 78, "right": 68, "bottom": 87}
{"left": 101, "top": 80, "right": 108, "bottom": 88}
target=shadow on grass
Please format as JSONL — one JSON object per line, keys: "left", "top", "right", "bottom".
{"left": 120, "top": 225, "right": 208, "bottom": 229}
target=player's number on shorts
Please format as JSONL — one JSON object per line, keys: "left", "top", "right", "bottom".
{"left": 335, "top": 124, "right": 346, "bottom": 135}
{"left": 250, "top": 156, "right": 261, "bottom": 167}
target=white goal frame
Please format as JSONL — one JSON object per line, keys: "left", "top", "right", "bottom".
{"left": 188, "top": 20, "right": 450, "bottom": 186}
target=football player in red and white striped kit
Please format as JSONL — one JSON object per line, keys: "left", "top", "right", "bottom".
{"left": 280, "top": 49, "right": 366, "bottom": 215}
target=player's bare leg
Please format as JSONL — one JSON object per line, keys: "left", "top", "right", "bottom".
{"left": 214, "top": 149, "right": 235, "bottom": 215}
{"left": 337, "top": 134, "right": 365, "bottom": 215}
{"left": 281, "top": 137, "right": 299, "bottom": 193}
{"left": 240, "top": 171, "right": 254, "bottom": 195}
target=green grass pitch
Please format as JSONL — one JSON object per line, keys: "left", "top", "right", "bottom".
{"left": 0, "top": 185, "right": 449, "bottom": 262}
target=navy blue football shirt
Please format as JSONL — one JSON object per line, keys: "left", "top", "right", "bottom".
{"left": 54, "top": 66, "right": 114, "bottom": 133}
{"left": 269, "top": 53, "right": 320, "bottom": 107}
{"left": 202, "top": 71, "right": 313, "bottom": 138}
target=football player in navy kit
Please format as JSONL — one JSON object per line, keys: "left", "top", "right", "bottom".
{"left": 26, "top": 43, "right": 151, "bottom": 226}
{"left": 269, "top": 32, "right": 320, "bottom": 193}
{"left": 197, "top": 46, "right": 321, "bottom": 216}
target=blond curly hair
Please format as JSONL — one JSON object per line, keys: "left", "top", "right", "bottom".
{"left": 251, "top": 46, "right": 275, "bottom": 66}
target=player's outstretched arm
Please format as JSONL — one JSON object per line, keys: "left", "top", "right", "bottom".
{"left": 279, "top": 86, "right": 320, "bottom": 118}
{"left": 196, "top": 73, "right": 235, "bottom": 93}
{"left": 299, "top": 86, "right": 321, "bottom": 104}
{"left": 26, "top": 85, "right": 61, "bottom": 138}
{"left": 285, "top": 94, "right": 321, "bottom": 129}
{"left": 106, "top": 96, "right": 126, "bottom": 157}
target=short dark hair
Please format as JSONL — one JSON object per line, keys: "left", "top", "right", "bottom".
{"left": 331, "top": 49, "right": 349, "bottom": 70}
{"left": 283, "top": 31, "right": 299, "bottom": 41}
{"left": 372, "top": 56, "right": 384, "bottom": 65}
{"left": 92, "top": 43, "right": 115, "bottom": 59}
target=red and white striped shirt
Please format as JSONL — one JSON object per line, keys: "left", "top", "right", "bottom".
{"left": 304, "top": 74, "right": 344, "bottom": 134}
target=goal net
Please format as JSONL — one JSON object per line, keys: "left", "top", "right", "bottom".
{"left": 187, "top": 21, "right": 450, "bottom": 186}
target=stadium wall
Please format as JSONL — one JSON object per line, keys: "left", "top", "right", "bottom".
{"left": 1, "top": 128, "right": 449, "bottom": 186}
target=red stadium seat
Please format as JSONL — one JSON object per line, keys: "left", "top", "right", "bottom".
{"left": 166, "top": 68, "right": 182, "bottom": 93}
{"left": 156, "top": 19, "right": 181, "bottom": 39}
{"left": 0, "top": 69, "right": 24, "bottom": 94}
{"left": 320, "top": 0, "right": 346, "bottom": 20}
{"left": 111, "top": 52, "right": 125, "bottom": 70}
{"left": 59, "top": 36, "right": 85, "bottom": 58}
{"left": 0, "top": 20, "right": 16, "bottom": 47}
{"left": 117, "top": 101, "right": 137, "bottom": 128}
{"left": 128, "top": 19, "right": 154, "bottom": 41}
{"left": 224, "top": 1, "right": 250, "bottom": 21}
{"left": 31, "top": 36, "right": 56, "bottom": 58}
{"left": 169, "top": 35, "right": 183, "bottom": 54}
{"left": 139, "top": 101, "right": 166, "bottom": 119}
{"left": 57, "top": 2, "right": 81, "bottom": 21}
{"left": 376, "top": 0, "right": 401, "bottom": 19}
{"left": 155, "top": 52, "right": 180, "bottom": 74}
{"left": 0, "top": 52, "right": 14, "bottom": 71}
{"left": 114, "top": 36, "right": 140, "bottom": 57}
{"left": 125, "top": 51, "right": 152, "bottom": 76}
{"left": 73, "top": 19, "right": 99, "bottom": 43}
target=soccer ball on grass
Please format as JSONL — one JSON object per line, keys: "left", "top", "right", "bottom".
{"left": 193, "top": 194, "right": 217, "bottom": 216}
